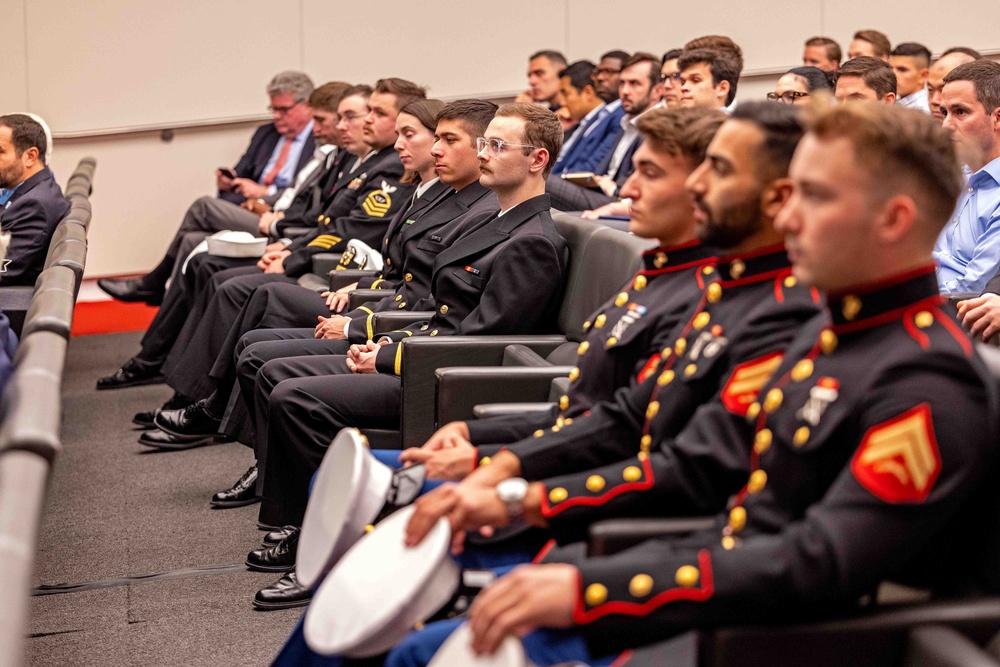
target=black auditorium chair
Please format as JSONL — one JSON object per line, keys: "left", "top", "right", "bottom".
{"left": 585, "top": 343, "right": 1000, "bottom": 667}
{"left": 362, "top": 212, "right": 653, "bottom": 449}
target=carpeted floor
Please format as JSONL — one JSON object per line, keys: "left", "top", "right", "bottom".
{"left": 26, "top": 331, "right": 302, "bottom": 666}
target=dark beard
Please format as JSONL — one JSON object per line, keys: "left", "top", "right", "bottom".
{"left": 695, "top": 197, "right": 764, "bottom": 251}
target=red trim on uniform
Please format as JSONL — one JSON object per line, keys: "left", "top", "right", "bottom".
{"left": 903, "top": 315, "right": 930, "bottom": 350}
{"left": 573, "top": 549, "right": 715, "bottom": 624}
{"left": 639, "top": 258, "right": 717, "bottom": 278}
{"left": 642, "top": 239, "right": 701, "bottom": 256}
{"left": 542, "top": 456, "right": 655, "bottom": 517}
{"left": 774, "top": 274, "right": 786, "bottom": 304}
{"left": 532, "top": 538, "right": 557, "bottom": 564}
{"left": 719, "top": 268, "right": 790, "bottom": 288}
{"left": 720, "top": 351, "right": 785, "bottom": 416}
{"left": 831, "top": 295, "right": 943, "bottom": 335}
{"left": 717, "top": 243, "right": 786, "bottom": 263}
{"left": 933, "top": 307, "right": 974, "bottom": 356}
{"left": 810, "top": 287, "right": 822, "bottom": 304}
{"left": 610, "top": 650, "right": 634, "bottom": 667}
{"left": 826, "top": 264, "right": 937, "bottom": 300}
{"left": 471, "top": 447, "right": 480, "bottom": 471}
{"left": 637, "top": 353, "right": 662, "bottom": 383}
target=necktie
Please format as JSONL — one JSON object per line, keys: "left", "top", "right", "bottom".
{"left": 262, "top": 139, "right": 292, "bottom": 187}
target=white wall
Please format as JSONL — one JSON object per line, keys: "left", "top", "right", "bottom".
{"left": 13, "top": 0, "right": 1000, "bottom": 277}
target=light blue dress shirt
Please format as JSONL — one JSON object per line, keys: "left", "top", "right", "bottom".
{"left": 261, "top": 120, "right": 314, "bottom": 196}
{"left": 934, "top": 156, "right": 1000, "bottom": 294}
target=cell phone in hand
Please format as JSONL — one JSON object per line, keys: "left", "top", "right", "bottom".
{"left": 218, "top": 167, "right": 238, "bottom": 180}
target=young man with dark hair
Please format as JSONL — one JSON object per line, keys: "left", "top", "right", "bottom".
{"left": 928, "top": 49, "right": 980, "bottom": 122}
{"left": 934, "top": 61, "right": 1000, "bottom": 308}
{"left": 386, "top": 102, "right": 996, "bottom": 667}
{"left": 547, "top": 52, "right": 663, "bottom": 211}
{"left": 660, "top": 48, "right": 685, "bottom": 107}
{"left": 678, "top": 48, "right": 741, "bottom": 109}
{"left": 835, "top": 56, "right": 897, "bottom": 103}
{"left": 891, "top": 42, "right": 932, "bottom": 112}
{"left": 684, "top": 35, "right": 744, "bottom": 72}
{"left": 551, "top": 60, "right": 625, "bottom": 177}
{"left": 0, "top": 113, "right": 70, "bottom": 286}
{"left": 554, "top": 60, "right": 599, "bottom": 139}
{"left": 849, "top": 29, "right": 892, "bottom": 61}
{"left": 803, "top": 36, "right": 841, "bottom": 72}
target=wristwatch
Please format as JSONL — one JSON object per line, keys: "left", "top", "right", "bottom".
{"left": 496, "top": 477, "right": 530, "bottom": 524}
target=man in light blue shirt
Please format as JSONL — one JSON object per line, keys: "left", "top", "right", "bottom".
{"left": 933, "top": 60, "right": 1000, "bottom": 299}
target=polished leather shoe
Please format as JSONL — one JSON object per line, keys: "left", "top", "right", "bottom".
{"left": 97, "top": 277, "right": 164, "bottom": 306}
{"left": 137, "top": 428, "right": 215, "bottom": 450}
{"left": 252, "top": 570, "right": 312, "bottom": 610}
{"left": 134, "top": 393, "right": 193, "bottom": 428}
{"left": 210, "top": 465, "right": 260, "bottom": 508}
{"left": 246, "top": 527, "right": 299, "bottom": 572}
{"left": 96, "top": 358, "right": 165, "bottom": 391}
{"left": 263, "top": 525, "right": 297, "bottom": 546}
{"left": 155, "top": 399, "right": 222, "bottom": 439}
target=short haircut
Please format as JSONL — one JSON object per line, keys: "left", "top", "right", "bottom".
{"left": 941, "top": 46, "right": 983, "bottom": 60}
{"left": 805, "top": 36, "right": 842, "bottom": 63}
{"left": 529, "top": 50, "right": 567, "bottom": 68}
{"left": 559, "top": 60, "right": 598, "bottom": 93}
{"left": 728, "top": 101, "right": 805, "bottom": 182}
{"left": 0, "top": 114, "right": 47, "bottom": 165}
{"left": 341, "top": 84, "right": 373, "bottom": 102}
{"left": 622, "top": 52, "right": 661, "bottom": 90}
{"left": 373, "top": 78, "right": 427, "bottom": 112}
{"left": 853, "top": 30, "right": 892, "bottom": 59}
{"left": 635, "top": 107, "right": 726, "bottom": 167}
{"left": 494, "top": 103, "right": 563, "bottom": 178}
{"left": 836, "top": 56, "right": 897, "bottom": 99}
{"left": 267, "top": 71, "right": 315, "bottom": 103}
{"left": 677, "top": 48, "right": 742, "bottom": 106}
{"left": 805, "top": 101, "right": 963, "bottom": 236}
{"left": 891, "top": 42, "right": 932, "bottom": 68}
{"left": 436, "top": 99, "right": 499, "bottom": 145}
{"left": 785, "top": 66, "right": 835, "bottom": 92}
{"left": 661, "top": 49, "right": 684, "bottom": 65}
{"left": 684, "top": 35, "right": 744, "bottom": 72}
{"left": 943, "top": 60, "right": 1000, "bottom": 116}
{"left": 308, "top": 81, "right": 351, "bottom": 113}
{"left": 601, "top": 50, "right": 630, "bottom": 63}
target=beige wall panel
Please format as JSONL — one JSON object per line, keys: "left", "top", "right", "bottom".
{"left": 2, "top": 0, "right": 29, "bottom": 110}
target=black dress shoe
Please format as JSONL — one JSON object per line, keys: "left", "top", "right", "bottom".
{"left": 246, "top": 527, "right": 300, "bottom": 572}
{"left": 134, "top": 393, "right": 193, "bottom": 428}
{"left": 96, "top": 358, "right": 165, "bottom": 391}
{"left": 263, "top": 525, "right": 297, "bottom": 546}
{"left": 253, "top": 570, "right": 313, "bottom": 610}
{"left": 211, "top": 465, "right": 261, "bottom": 508}
{"left": 155, "top": 399, "right": 222, "bottom": 439}
{"left": 138, "top": 428, "right": 216, "bottom": 450}
{"left": 97, "top": 277, "right": 164, "bottom": 306}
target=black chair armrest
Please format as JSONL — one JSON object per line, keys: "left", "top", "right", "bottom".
{"left": 310, "top": 252, "right": 342, "bottom": 276}
{"left": 329, "top": 269, "right": 378, "bottom": 291}
{"left": 398, "top": 336, "right": 567, "bottom": 448}
{"left": 436, "top": 366, "right": 574, "bottom": 424}
{"left": 473, "top": 402, "right": 557, "bottom": 419}
{"left": 371, "top": 312, "right": 435, "bottom": 335}
{"left": 587, "top": 517, "right": 716, "bottom": 557}
{"left": 903, "top": 625, "right": 1000, "bottom": 667}
{"left": 350, "top": 289, "right": 392, "bottom": 310}
{"left": 281, "top": 225, "right": 314, "bottom": 239}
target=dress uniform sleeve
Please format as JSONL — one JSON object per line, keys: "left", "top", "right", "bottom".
{"left": 282, "top": 177, "right": 414, "bottom": 278}
{"left": 570, "top": 356, "right": 998, "bottom": 657}
{"left": 539, "top": 394, "right": 757, "bottom": 544}
{"left": 466, "top": 406, "right": 561, "bottom": 446}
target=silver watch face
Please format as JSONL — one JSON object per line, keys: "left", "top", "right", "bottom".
{"left": 497, "top": 478, "right": 529, "bottom": 504}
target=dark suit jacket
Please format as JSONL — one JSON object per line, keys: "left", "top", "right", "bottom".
{"left": 595, "top": 132, "right": 642, "bottom": 195}
{"left": 374, "top": 193, "right": 569, "bottom": 374}
{"left": 275, "top": 148, "right": 351, "bottom": 236}
{"left": 0, "top": 170, "right": 70, "bottom": 286}
{"left": 346, "top": 181, "right": 500, "bottom": 343}
{"left": 219, "top": 123, "right": 316, "bottom": 205}
{"left": 553, "top": 103, "right": 627, "bottom": 176}
{"left": 281, "top": 147, "right": 413, "bottom": 277}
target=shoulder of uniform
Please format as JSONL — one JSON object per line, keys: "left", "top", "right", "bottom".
{"left": 901, "top": 305, "right": 973, "bottom": 357}
{"left": 771, "top": 273, "right": 823, "bottom": 307}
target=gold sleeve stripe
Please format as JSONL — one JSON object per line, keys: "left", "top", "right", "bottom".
{"left": 394, "top": 344, "right": 403, "bottom": 376}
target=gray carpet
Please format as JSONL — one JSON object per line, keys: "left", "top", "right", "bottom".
{"left": 27, "top": 331, "right": 301, "bottom": 666}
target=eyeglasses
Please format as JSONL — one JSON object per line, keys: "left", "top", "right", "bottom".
{"left": 660, "top": 72, "right": 682, "bottom": 83}
{"left": 766, "top": 91, "right": 810, "bottom": 104}
{"left": 476, "top": 137, "right": 538, "bottom": 158}
{"left": 268, "top": 101, "right": 303, "bottom": 115}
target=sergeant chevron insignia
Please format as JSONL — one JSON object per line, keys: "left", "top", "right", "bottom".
{"left": 720, "top": 352, "right": 783, "bottom": 416}
{"left": 850, "top": 403, "right": 941, "bottom": 503}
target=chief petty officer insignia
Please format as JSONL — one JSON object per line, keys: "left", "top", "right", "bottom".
{"left": 362, "top": 180, "right": 397, "bottom": 218}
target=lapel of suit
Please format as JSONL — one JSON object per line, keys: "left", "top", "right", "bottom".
{"left": 432, "top": 193, "right": 550, "bottom": 279}
{"left": 398, "top": 180, "right": 491, "bottom": 245}
{"left": 383, "top": 180, "right": 450, "bottom": 244}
